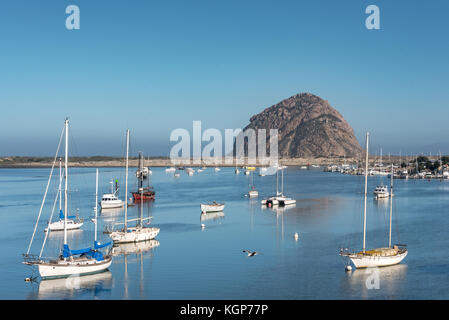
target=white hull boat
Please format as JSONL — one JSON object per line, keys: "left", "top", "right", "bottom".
{"left": 340, "top": 133, "right": 407, "bottom": 269}
{"left": 110, "top": 227, "right": 160, "bottom": 244}
{"left": 347, "top": 248, "right": 408, "bottom": 268}
{"left": 374, "top": 185, "right": 389, "bottom": 199}
{"left": 165, "top": 167, "right": 176, "bottom": 173}
{"left": 201, "top": 202, "right": 225, "bottom": 213}
{"left": 35, "top": 256, "right": 112, "bottom": 279}
{"left": 24, "top": 119, "right": 113, "bottom": 281}
{"left": 248, "top": 190, "right": 259, "bottom": 198}
{"left": 45, "top": 220, "right": 83, "bottom": 232}
{"left": 101, "top": 197, "right": 124, "bottom": 209}
{"left": 214, "top": 167, "right": 221, "bottom": 172}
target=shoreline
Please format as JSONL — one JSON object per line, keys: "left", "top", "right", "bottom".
{"left": 0, "top": 155, "right": 422, "bottom": 168}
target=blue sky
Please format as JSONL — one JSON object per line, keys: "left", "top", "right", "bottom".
{"left": 0, "top": 0, "right": 448, "bottom": 156}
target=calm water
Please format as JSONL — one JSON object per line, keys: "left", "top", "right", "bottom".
{"left": 1, "top": 166, "right": 448, "bottom": 299}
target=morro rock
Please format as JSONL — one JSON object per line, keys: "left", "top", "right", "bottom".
{"left": 243, "top": 93, "right": 362, "bottom": 158}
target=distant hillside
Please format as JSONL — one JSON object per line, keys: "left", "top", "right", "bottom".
{"left": 243, "top": 93, "right": 363, "bottom": 158}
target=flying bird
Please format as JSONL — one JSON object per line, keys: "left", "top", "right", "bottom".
{"left": 242, "top": 250, "right": 260, "bottom": 257}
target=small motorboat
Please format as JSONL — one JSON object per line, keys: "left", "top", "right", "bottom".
{"left": 200, "top": 202, "right": 225, "bottom": 213}
{"left": 373, "top": 185, "right": 389, "bottom": 199}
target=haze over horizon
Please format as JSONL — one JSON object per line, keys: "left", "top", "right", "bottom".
{"left": 1, "top": 1, "right": 448, "bottom": 157}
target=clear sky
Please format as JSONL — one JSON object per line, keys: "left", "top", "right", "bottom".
{"left": 0, "top": 0, "right": 448, "bottom": 156}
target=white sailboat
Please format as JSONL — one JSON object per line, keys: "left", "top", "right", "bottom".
{"left": 248, "top": 170, "right": 258, "bottom": 198}
{"left": 340, "top": 132, "right": 407, "bottom": 269}
{"left": 261, "top": 166, "right": 296, "bottom": 206}
{"left": 109, "top": 129, "right": 160, "bottom": 244}
{"left": 24, "top": 118, "right": 112, "bottom": 279}
{"left": 45, "top": 158, "right": 83, "bottom": 232}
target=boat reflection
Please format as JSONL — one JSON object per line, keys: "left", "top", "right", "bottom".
{"left": 112, "top": 240, "right": 160, "bottom": 299}
{"left": 200, "top": 211, "right": 225, "bottom": 222}
{"left": 37, "top": 270, "right": 113, "bottom": 299}
{"left": 373, "top": 197, "right": 389, "bottom": 209}
{"left": 100, "top": 207, "right": 124, "bottom": 216}
{"left": 342, "top": 264, "right": 407, "bottom": 298}
{"left": 111, "top": 239, "right": 160, "bottom": 256}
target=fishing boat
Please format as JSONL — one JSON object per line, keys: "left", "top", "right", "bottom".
{"left": 100, "top": 179, "right": 124, "bottom": 209}
{"left": 109, "top": 129, "right": 160, "bottom": 244}
{"left": 131, "top": 151, "right": 155, "bottom": 201}
{"left": 23, "top": 119, "right": 112, "bottom": 279}
{"left": 200, "top": 202, "right": 225, "bottom": 213}
{"left": 340, "top": 133, "right": 407, "bottom": 269}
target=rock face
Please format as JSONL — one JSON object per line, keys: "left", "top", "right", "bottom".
{"left": 243, "top": 93, "right": 362, "bottom": 158}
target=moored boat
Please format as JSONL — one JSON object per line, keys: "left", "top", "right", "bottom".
{"left": 200, "top": 202, "right": 225, "bottom": 213}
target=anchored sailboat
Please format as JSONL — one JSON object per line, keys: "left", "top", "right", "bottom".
{"left": 340, "top": 132, "right": 407, "bottom": 269}
{"left": 45, "top": 158, "right": 83, "bottom": 232}
{"left": 261, "top": 165, "right": 296, "bottom": 206}
{"left": 23, "top": 118, "right": 112, "bottom": 279}
{"left": 109, "top": 130, "right": 160, "bottom": 243}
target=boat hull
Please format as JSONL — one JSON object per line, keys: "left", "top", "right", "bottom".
{"left": 101, "top": 200, "right": 124, "bottom": 209}
{"left": 248, "top": 190, "right": 259, "bottom": 198}
{"left": 131, "top": 192, "right": 155, "bottom": 201}
{"left": 110, "top": 227, "right": 160, "bottom": 244}
{"left": 200, "top": 204, "right": 225, "bottom": 213}
{"left": 45, "top": 220, "right": 83, "bottom": 232}
{"left": 348, "top": 251, "right": 407, "bottom": 268}
{"left": 36, "top": 257, "right": 112, "bottom": 279}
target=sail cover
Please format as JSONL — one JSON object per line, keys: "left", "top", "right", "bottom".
{"left": 59, "top": 210, "right": 76, "bottom": 220}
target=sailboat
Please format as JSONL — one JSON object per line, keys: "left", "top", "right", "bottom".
{"left": 109, "top": 129, "right": 160, "bottom": 243}
{"left": 45, "top": 158, "right": 84, "bottom": 232}
{"left": 261, "top": 165, "right": 296, "bottom": 206}
{"left": 23, "top": 118, "right": 112, "bottom": 279}
{"left": 340, "top": 132, "right": 407, "bottom": 269}
{"left": 248, "top": 170, "right": 258, "bottom": 198}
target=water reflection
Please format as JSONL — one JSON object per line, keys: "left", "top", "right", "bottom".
{"left": 112, "top": 240, "right": 160, "bottom": 299}
{"left": 200, "top": 211, "right": 225, "bottom": 222}
{"left": 36, "top": 271, "right": 113, "bottom": 299}
{"left": 342, "top": 264, "right": 408, "bottom": 299}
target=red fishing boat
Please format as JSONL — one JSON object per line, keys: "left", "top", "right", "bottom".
{"left": 132, "top": 152, "right": 156, "bottom": 201}
{"left": 132, "top": 187, "right": 155, "bottom": 201}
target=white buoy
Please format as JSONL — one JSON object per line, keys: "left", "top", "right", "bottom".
{"left": 294, "top": 232, "right": 299, "bottom": 240}
{"left": 345, "top": 265, "right": 352, "bottom": 272}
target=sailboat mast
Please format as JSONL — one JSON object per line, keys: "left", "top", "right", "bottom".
{"left": 64, "top": 118, "right": 69, "bottom": 247}
{"left": 124, "top": 129, "right": 129, "bottom": 230}
{"left": 389, "top": 163, "right": 393, "bottom": 248}
{"left": 59, "top": 158, "right": 62, "bottom": 212}
{"left": 362, "top": 132, "right": 369, "bottom": 253}
{"left": 95, "top": 168, "right": 98, "bottom": 242}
